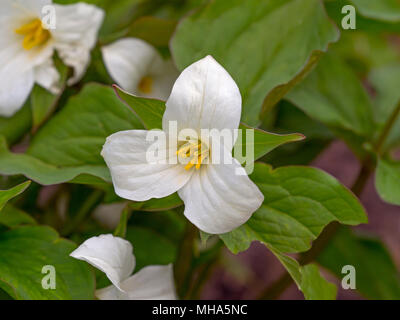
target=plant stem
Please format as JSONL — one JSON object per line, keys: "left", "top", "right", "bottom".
{"left": 374, "top": 100, "right": 400, "bottom": 156}
{"left": 60, "top": 189, "right": 104, "bottom": 236}
{"left": 174, "top": 221, "right": 198, "bottom": 299}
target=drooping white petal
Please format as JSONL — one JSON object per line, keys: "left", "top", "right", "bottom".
{"left": 70, "top": 234, "right": 135, "bottom": 290}
{"left": 96, "top": 264, "right": 176, "bottom": 300}
{"left": 178, "top": 157, "right": 264, "bottom": 234}
{"left": 34, "top": 59, "right": 60, "bottom": 94}
{"left": 52, "top": 3, "right": 104, "bottom": 85}
{"left": 0, "top": 69, "right": 34, "bottom": 117}
{"left": 101, "top": 38, "right": 177, "bottom": 100}
{"left": 101, "top": 130, "right": 193, "bottom": 202}
{"left": 162, "top": 55, "right": 242, "bottom": 141}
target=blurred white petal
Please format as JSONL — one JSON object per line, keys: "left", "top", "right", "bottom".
{"left": 70, "top": 234, "right": 135, "bottom": 291}
{"left": 52, "top": 3, "right": 104, "bottom": 84}
{"left": 102, "top": 38, "right": 177, "bottom": 100}
{"left": 0, "top": 69, "right": 34, "bottom": 117}
{"left": 96, "top": 264, "right": 176, "bottom": 300}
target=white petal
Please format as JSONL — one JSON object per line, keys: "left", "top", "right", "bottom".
{"left": 70, "top": 234, "right": 135, "bottom": 290}
{"left": 0, "top": 69, "right": 34, "bottom": 117}
{"left": 178, "top": 158, "right": 264, "bottom": 234}
{"left": 52, "top": 3, "right": 104, "bottom": 84}
{"left": 96, "top": 264, "right": 176, "bottom": 300}
{"left": 163, "top": 55, "right": 241, "bottom": 136}
{"left": 101, "top": 38, "right": 177, "bottom": 100}
{"left": 9, "top": 0, "right": 52, "bottom": 16}
{"left": 101, "top": 130, "right": 193, "bottom": 201}
{"left": 34, "top": 60, "right": 60, "bottom": 94}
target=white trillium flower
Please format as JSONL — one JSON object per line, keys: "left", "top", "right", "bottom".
{"left": 101, "top": 37, "right": 178, "bottom": 100}
{"left": 0, "top": 0, "right": 104, "bottom": 117}
{"left": 70, "top": 234, "right": 176, "bottom": 300}
{"left": 101, "top": 56, "right": 264, "bottom": 234}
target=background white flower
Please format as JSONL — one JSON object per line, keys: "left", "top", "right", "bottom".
{"left": 101, "top": 56, "right": 264, "bottom": 234}
{"left": 101, "top": 37, "right": 178, "bottom": 100}
{"left": 0, "top": 0, "right": 104, "bottom": 117}
{"left": 70, "top": 234, "right": 176, "bottom": 300}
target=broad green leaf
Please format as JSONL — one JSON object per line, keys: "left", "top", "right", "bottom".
{"left": 125, "top": 210, "right": 185, "bottom": 271}
{"left": 318, "top": 228, "right": 400, "bottom": 299}
{"left": 272, "top": 248, "right": 337, "bottom": 300}
{"left": 376, "top": 158, "right": 400, "bottom": 206}
{"left": 126, "top": 16, "right": 177, "bottom": 47}
{"left": 171, "top": 0, "right": 339, "bottom": 125}
{"left": 234, "top": 123, "right": 305, "bottom": 165}
{"left": 0, "top": 102, "right": 31, "bottom": 145}
{"left": 0, "top": 84, "right": 143, "bottom": 185}
{"left": 0, "top": 205, "right": 36, "bottom": 228}
{"left": 0, "top": 181, "right": 30, "bottom": 211}
{"left": 115, "top": 86, "right": 304, "bottom": 162}
{"left": 286, "top": 53, "right": 375, "bottom": 140}
{"left": 220, "top": 163, "right": 367, "bottom": 254}
{"left": 126, "top": 226, "right": 177, "bottom": 271}
{"left": 350, "top": 0, "right": 400, "bottom": 22}
{"left": 0, "top": 226, "right": 95, "bottom": 299}
{"left": 325, "top": 0, "right": 400, "bottom": 33}
{"left": 114, "top": 85, "right": 165, "bottom": 130}
{"left": 130, "top": 193, "right": 183, "bottom": 212}
{"left": 369, "top": 64, "right": 400, "bottom": 151}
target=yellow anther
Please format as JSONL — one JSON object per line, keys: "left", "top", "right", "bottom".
{"left": 138, "top": 76, "right": 153, "bottom": 94}
{"left": 15, "top": 18, "right": 50, "bottom": 50}
{"left": 177, "top": 140, "right": 209, "bottom": 171}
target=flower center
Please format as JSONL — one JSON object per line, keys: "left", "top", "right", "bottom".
{"left": 138, "top": 76, "right": 153, "bottom": 94}
{"left": 15, "top": 18, "right": 51, "bottom": 51}
{"left": 176, "top": 140, "right": 209, "bottom": 171}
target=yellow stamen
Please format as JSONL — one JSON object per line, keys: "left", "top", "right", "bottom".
{"left": 15, "top": 18, "right": 50, "bottom": 50}
{"left": 138, "top": 76, "right": 153, "bottom": 94}
{"left": 177, "top": 140, "right": 209, "bottom": 171}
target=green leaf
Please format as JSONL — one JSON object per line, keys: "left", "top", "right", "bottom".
{"left": 286, "top": 53, "right": 375, "bottom": 140}
{"left": 220, "top": 162, "right": 367, "bottom": 254}
{"left": 114, "top": 85, "right": 165, "bottom": 130}
{"left": 0, "top": 181, "right": 31, "bottom": 211}
{"left": 129, "top": 193, "right": 183, "bottom": 212}
{"left": 0, "top": 102, "right": 32, "bottom": 145}
{"left": 369, "top": 63, "right": 400, "bottom": 151}
{"left": 115, "top": 85, "right": 304, "bottom": 162}
{"left": 271, "top": 248, "right": 337, "bottom": 300}
{"left": 0, "top": 205, "right": 36, "bottom": 228}
{"left": 126, "top": 16, "right": 177, "bottom": 48}
{"left": 0, "top": 226, "right": 95, "bottom": 299}
{"left": 0, "top": 84, "right": 143, "bottom": 185}
{"left": 350, "top": 0, "right": 400, "bottom": 22}
{"left": 171, "top": 0, "right": 339, "bottom": 125}
{"left": 125, "top": 216, "right": 181, "bottom": 271}
{"left": 376, "top": 158, "right": 400, "bottom": 206}
{"left": 318, "top": 228, "right": 400, "bottom": 299}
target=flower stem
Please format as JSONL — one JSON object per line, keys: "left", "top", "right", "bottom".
{"left": 174, "top": 221, "right": 198, "bottom": 299}
{"left": 60, "top": 189, "right": 104, "bottom": 236}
